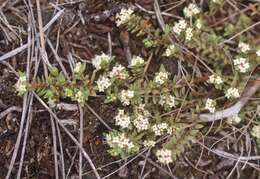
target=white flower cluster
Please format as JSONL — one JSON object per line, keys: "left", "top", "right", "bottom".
{"left": 133, "top": 114, "right": 149, "bottom": 131}
{"left": 159, "top": 95, "right": 175, "bottom": 108}
{"left": 106, "top": 132, "right": 135, "bottom": 150}
{"left": 185, "top": 27, "right": 193, "bottom": 41}
{"left": 96, "top": 76, "right": 112, "bottom": 92}
{"left": 256, "top": 50, "right": 260, "bottom": 57}
{"left": 152, "top": 123, "right": 168, "bottom": 136}
{"left": 115, "top": 109, "right": 131, "bottom": 129}
{"left": 233, "top": 57, "right": 250, "bottom": 73}
{"left": 156, "top": 149, "right": 173, "bottom": 164}
{"left": 109, "top": 64, "right": 128, "bottom": 80}
{"left": 116, "top": 8, "right": 134, "bottom": 26}
{"left": 130, "top": 56, "right": 145, "bottom": 67}
{"left": 167, "top": 127, "right": 173, "bottom": 135}
{"left": 143, "top": 140, "right": 156, "bottom": 148}
{"left": 205, "top": 98, "right": 216, "bottom": 113}
{"left": 120, "top": 89, "right": 135, "bottom": 105}
{"left": 15, "top": 73, "right": 27, "bottom": 95}
{"left": 92, "top": 53, "right": 112, "bottom": 70}
{"left": 208, "top": 74, "right": 223, "bottom": 85}
{"left": 172, "top": 19, "right": 193, "bottom": 40}
{"left": 75, "top": 91, "right": 85, "bottom": 104}
{"left": 227, "top": 115, "right": 242, "bottom": 125}
{"left": 183, "top": 3, "right": 200, "bottom": 18}
{"left": 225, "top": 87, "right": 240, "bottom": 99}
{"left": 173, "top": 19, "right": 187, "bottom": 35}
{"left": 154, "top": 71, "right": 169, "bottom": 85}
{"left": 196, "top": 19, "right": 202, "bottom": 29}
{"left": 251, "top": 125, "right": 260, "bottom": 139}
{"left": 164, "top": 44, "right": 176, "bottom": 57}
{"left": 238, "top": 42, "right": 250, "bottom": 53}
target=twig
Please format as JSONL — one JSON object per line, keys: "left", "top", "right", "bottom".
{"left": 86, "top": 104, "right": 112, "bottom": 130}
{"left": 153, "top": 0, "right": 165, "bottom": 31}
{"left": 220, "top": 21, "right": 260, "bottom": 44}
{"left": 5, "top": 93, "right": 31, "bottom": 179}
{"left": 50, "top": 115, "right": 59, "bottom": 179}
{"left": 140, "top": 149, "right": 151, "bottom": 178}
{"left": 135, "top": 3, "right": 181, "bottom": 19}
{"left": 0, "top": 106, "right": 22, "bottom": 119}
{"left": 79, "top": 105, "right": 84, "bottom": 179}
{"left": 108, "top": 32, "right": 112, "bottom": 56}
{"left": 0, "top": 9, "right": 64, "bottom": 62}
{"left": 57, "top": 102, "right": 78, "bottom": 111}
{"left": 47, "top": 39, "right": 70, "bottom": 80}
{"left": 101, "top": 149, "right": 148, "bottom": 179}
{"left": 36, "top": 0, "right": 49, "bottom": 78}
{"left": 55, "top": 118, "right": 66, "bottom": 179}
{"left": 66, "top": 148, "right": 79, "bottom": 179}
{"left": 33, "top": 93, "right": 101, "bottom": 179}
{"left": 16, "top": 97, "right": 33, "bottom": 179}
{"left": 140, "top": 155, "right": 175, "bottom": 178}
{"left": 199, "top": 77, "right": 260, "bottom": 122}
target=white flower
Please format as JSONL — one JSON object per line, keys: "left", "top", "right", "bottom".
{"left": 225, "top": 87, "right": 240, "bottom": 99}
{"left": 183, "top": 3, "right": 200, "bottom": 18}
{"left": 233, "top": 57, "right": 250, "bottom": 73}
{"left": 167, "top": 95, "right": 175, "bottom": 108}
{"left": 185, "top": 27, "right": 193, "bottom": 41}
{"left": 115, "top": 110, "right": 131, "bottom": 129}
{"left": 116, "top": 8, "right": 134, "bottom": 26}
{"left": 167, "top": 127, "right": 173, "bottom": 135}
{"left": 130, "top": 56, "right": 145, "bottom": 67}
{"left": 154, "top": 71, "right": 169, "bottom": 85}
{"left": 164, "top": 44, "right": 176, "bottom": 57}
{"left": 173, "top": 19, "right": 187, "bottom": 35}
{"left": 238, "top": 42, "right": 250, "bottom": 53}
{"left": 106, "top": 132, "right": 135, "bottom": 150}
{"left": 196, "top": 19, "right": 202, "bottom": 29}
{"left": 96, "top": 76, "right": 112, "bottom": 92}
{"left": 152, "top": 123, "right": 168, "bottom": 136}
{"left": 109, "top": 64, "right": 128, "bottom": 80}
{"left": 256, "top": 49, "right": 260, "bottom": 57}
{"left": 133, "top": 114, "right": 149, "bottom": 131}
{"left": 143, "top": 140, "right": 156, "bottom": 148}
{"left": 205, "top": 98, "right": 216, "bottom": 113}
{"left": 156, "top": 149, "right": 173, "bottom": 164}
{"left": 15, "top": 73, "right": 27, "bottom": 95}
{"left": 208, "top": 74, "right": 223, "bottom": 85}
{"left": 120, "top": 90, "right": 135, "bottom": 106}
{"left": 227, "top": 115, "right": 242, "bottom": 125}
{"left": 159, "top": 95, "right": 175, "bottom": 108}
{"left": 251, "top": 125, "right": 260, "bottom": 139}
{"left": 92, "top": 53, "right": 112, "bottom": 70}
{"left": 75, "top": 91, "right": 85, "bottom": 104}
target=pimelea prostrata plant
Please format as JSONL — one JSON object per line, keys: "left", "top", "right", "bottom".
{"left": 15, "top": 2, "right": 260, "bottom": 165}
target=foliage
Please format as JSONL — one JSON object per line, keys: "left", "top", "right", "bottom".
{"left": 14, "top": 1, "right": 260, "bottom": 165}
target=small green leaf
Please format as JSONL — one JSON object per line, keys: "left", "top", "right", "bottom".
{"left": 49, "top": 66, "right": 59, "bottom": 77}
{"left": 57, "top": 73, "right": 66, "bottom": 84}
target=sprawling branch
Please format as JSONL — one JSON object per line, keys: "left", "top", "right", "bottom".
{"left": 199, "top": 76, "right": 260, "bottom": 122}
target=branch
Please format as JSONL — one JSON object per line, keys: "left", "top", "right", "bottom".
{"left": 199, "top": 76, "right": 260, "bottom": 122}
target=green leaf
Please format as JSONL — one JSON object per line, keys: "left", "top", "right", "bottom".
{"left": 164, "top": 24, "right": 172, "bottom": 34}
{"left": 49, "top": 66, "right": 59, "bottom": 77}
{"left": 57, "top": 73, "right": 66, "bottom": 84}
